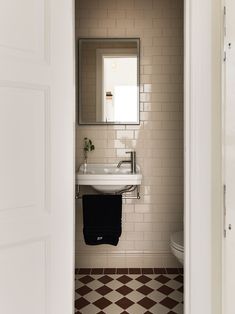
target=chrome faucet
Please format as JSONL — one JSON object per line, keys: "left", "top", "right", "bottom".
{"left": 117, "top": 151, "right": 136, "bottom": 173}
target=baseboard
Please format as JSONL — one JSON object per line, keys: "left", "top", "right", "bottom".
{"left": 75, "top": 251, "right": 181, "bottom": 268}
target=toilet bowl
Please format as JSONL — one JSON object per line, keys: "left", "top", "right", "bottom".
{"left": 170, "top": 231, "right": 184, "bottom": 265}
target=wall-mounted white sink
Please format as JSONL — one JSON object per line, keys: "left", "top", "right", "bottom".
{"left": 76, "top": 163, "right": 142, "bottom": 193}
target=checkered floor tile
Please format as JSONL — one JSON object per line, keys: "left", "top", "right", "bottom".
{"left": 75, "top": 269, "right": 183, "bottom": 314}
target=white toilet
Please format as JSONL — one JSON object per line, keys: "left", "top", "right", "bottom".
{"left": 170, "top": 231, "right": 184, "bottom": 266}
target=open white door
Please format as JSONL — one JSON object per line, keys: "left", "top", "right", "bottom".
{"left": 224, "top": 0, "right": 235, "bottom": 313}
{"left": 0, "top": 1, "right": 75, "bottom": 314}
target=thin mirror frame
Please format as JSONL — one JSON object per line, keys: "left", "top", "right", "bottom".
{"left": 77, "top": 38, "right": 140, "bottom": 125}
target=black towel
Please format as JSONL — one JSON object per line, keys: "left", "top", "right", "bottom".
{"left": 82, "top": 194, "right": 122, "bottom": 246}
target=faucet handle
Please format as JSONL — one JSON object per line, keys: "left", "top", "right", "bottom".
{"left": 126, "top": 151, "right": 135, "bottom": 155}
{"left": 126, "top": 151, "right": 136, "bottom": 159}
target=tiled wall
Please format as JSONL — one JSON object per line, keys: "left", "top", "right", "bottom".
{"left": 75, "top": 0, "right": 184, "bottom": 268}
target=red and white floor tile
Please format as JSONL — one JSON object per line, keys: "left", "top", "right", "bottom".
{"left": 75, "top": 268, "right": 183, "bottom": 314}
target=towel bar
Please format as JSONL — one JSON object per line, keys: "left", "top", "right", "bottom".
{"left": 75, "top": 184, "right": 140, "bottom": 200}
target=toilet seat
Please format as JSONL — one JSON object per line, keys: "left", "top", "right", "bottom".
{"left": 170, "top": 231, "right": 184, "bottom": 252}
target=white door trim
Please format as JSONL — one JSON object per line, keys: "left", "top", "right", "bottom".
{"left": 185, "top": 0, "right": 223, "bottom": 313}
{"left": 222, "top": 0, "right": 235, "bottom": 312}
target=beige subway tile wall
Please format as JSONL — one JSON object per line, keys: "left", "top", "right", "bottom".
{"left": 75, "top": 0, "right": 184, "bottom": 268}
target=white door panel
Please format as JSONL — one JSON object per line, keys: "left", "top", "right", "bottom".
{"left": 0, "top": 84, "right": 49, "bottom": 215}
{"left": 0, "top": 0, "right": 49, "bottom": 62}
{"left": 0, "top": 238, "right": 50, "bottom": 314}
{"left": 0, "top": 1, "right": 74, "bottom": 314}
{"left": 224, "top": 0, "right": 235, "bottom": 313}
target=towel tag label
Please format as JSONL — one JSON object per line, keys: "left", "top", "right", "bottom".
{"left": 97, "top": 236, "right": 103, "bottom": 240}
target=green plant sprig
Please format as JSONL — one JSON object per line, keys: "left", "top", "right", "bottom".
{"left": 84, "top": 137, "right": 95, "bottom": 152}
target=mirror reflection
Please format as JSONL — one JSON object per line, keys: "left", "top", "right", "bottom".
{"left": 78, "top": 38, "right": 140, "bottom": 125}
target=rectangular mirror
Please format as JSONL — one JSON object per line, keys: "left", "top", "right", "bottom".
{"left": 78, "top": 38, "right": 140, "bottom": 125}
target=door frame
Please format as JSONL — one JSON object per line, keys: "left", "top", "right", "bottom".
{"left": 184, "top": 0, "right": 223, "bottom": 313}
{"left": 221, "top": 0, "right": 235, "bottom": 312}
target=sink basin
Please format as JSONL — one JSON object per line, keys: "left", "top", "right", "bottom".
{"left": 76, "top": 163, "right": 142, "bottom": 193}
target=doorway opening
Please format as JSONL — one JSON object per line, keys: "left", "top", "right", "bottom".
{"left": 75, "top": 0, "right": 184, "bottom": 313}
